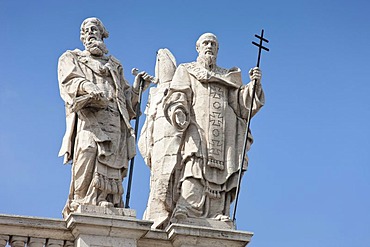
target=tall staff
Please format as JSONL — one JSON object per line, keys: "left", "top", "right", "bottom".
{"left": 125, "top": 69, "right": 157, "bottom": 208}
{"left": 232, "top": 29, "right": 269, "bottom": 223}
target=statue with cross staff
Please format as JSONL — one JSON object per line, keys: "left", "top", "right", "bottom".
{"left": 139, "top": 32, "right": 267, "bottom": 229}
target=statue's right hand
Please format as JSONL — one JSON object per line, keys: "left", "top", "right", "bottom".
{"left": 82, "top": 82, "right": 104, "bottom": 100}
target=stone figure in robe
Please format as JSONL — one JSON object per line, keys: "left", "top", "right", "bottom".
{"left": 139, "top": 49, "right": 179, "bottom": 228}
{"left": 58, "top": 17, "right": 150, "bottom": 218}
{"left": 139, "top": 33, "right": 265, "bottom": 229}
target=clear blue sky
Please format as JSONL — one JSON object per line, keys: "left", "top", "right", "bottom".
{"left": 1, "top": 1, "right": 369, "bottom": 246}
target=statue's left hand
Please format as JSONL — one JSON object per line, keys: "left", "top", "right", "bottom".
{"left": 171, "top": 106, "right": 189, "bottom": 131}
{"left": 133, "top": 71, "right": 152, "bottom": 93}
{"left": 249, "top": 67, "right": 262, "bottom": 84}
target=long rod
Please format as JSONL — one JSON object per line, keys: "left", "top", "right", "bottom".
{"left": 232, "top": 78, "right": 258, "bottom": 222}
{"left": 125, "top": 78, "right": 144, "bottom": 208}
{"left": 232, "top": 29, "right": 265, "bottom": 223}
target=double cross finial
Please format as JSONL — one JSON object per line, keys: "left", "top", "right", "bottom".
{"left": 252, "top": 29, "right": 269, "bottom": 68}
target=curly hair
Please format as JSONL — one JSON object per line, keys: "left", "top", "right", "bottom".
{"left": 80, "top": 17, "right": 109, "bottom": 43}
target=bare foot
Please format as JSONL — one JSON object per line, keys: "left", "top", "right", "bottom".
{"left": 70, "top": 201, "right": 80, "bottom": 212}
{"left": 173, "top": 207, "right": 188, "bottom": 220}
{"left": 99, "top": 201, "right": 114, "bottom": 208}
{"left": 214, "top": 214, "right": 231, "bottom": 222}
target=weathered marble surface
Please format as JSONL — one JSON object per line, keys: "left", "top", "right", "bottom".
{"left": 58, "top": 17, "right": 150, "bottom": 218}
{"left": 0, "top": 214, "right": 253, "bottom": 247}
{"left": 139, "top": 33, "right": 264, "bottom": 229}
{"left": 0, "top": 214, "right": 75, "bottom": 246}
{"left": 65, "top": 211, "right": 153, "bottom": 247}
{"left": 139, "top": 48, "right": 179, "bottom": 228}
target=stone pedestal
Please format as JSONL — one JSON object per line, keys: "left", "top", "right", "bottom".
{"left": 166, "top": 223, "right": 253, "bottom": 247}
{"left": 0, "top": 212, "right": 254, "bottom": 247}
{"left": 174, "top": 217, "right": 235, "bottom": 230}
{"left": 65, "top": 206, "right": 153, "bottom": 247}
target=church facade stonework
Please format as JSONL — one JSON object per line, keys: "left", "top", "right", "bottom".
{"left": 0, "top": 212, "right": 253, "bottom": 247}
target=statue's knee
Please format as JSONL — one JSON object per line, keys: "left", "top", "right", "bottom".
{"left": 181, "top": 178, "right": 203, "bottom": 198}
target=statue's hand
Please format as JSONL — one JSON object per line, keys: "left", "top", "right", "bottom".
{"left": 80, "top": 82, "right": 108, "bottom": 109}
{"left": 249, "top": 67, "right": 262, "bottom": 84}
{"left": 133, "top": 71, "right": 152, "bottom": 93}
{"left": 173, "top": 108, "right": 189, "bottom": 130}
{"left": 82, "top": 82, "right": 105, "bottom": 100}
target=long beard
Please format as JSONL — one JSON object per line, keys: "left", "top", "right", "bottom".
{"left": 197, "top": 54, "right": 217, "bottom": 71}
{"left": 84, "top": 40, "right": 109, "bottom": 56}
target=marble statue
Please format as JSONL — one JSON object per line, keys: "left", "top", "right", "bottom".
{"left": 139, "top": 49, "right": 179, "bottom": 228}
{"left": 58, "top": 17, "right": 151, "bottom": 218}
{"left": 139, "top": 33, "right": 265, "bottom": 228}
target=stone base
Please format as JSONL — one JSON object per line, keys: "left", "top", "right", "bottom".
{"left": 75, "top": 205, "right": 136, "bottom": 217}
{"left": 0, "top": 213, "right": 254, "bottom": 247}
{"left": 65, "top": 208, "right": 153, "bottom": 247}
{"left": 173, "top": 217, "right": 235, "bottom": 230}
{"left": 165, "top": 223, "right": 253, "bottom": 247}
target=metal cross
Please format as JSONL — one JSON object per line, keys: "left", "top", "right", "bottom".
{"left": 252, "top": 29, "right": 269, "bottom": 67}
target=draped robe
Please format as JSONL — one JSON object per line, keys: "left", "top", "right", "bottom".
{"left": 58, "top": 49, "right": 137, "bottom": 217}
{"left": 163, "top": 61, "right": 265, "bottom": 221}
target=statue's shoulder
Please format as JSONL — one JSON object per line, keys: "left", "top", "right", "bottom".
{"left": 60, "top": 49, "right": 83, "bottom": 60}
{"left": 180, "top": 62, "right": 240, "bottom": 74}
{"left": 215, "top": 66, "right": 228, "bottom": 74}
{"left": 178, "top": 62, "right": 202, "bottom": 75}
{"left": 181, "top": 62, "right": 197, "bottom": 70}
{"left": 227, "top": 66, "right": 241, "bottom": 73}
{"left": 173, "top": 62, "right": 197, "bottom": 77}
{"left": 215, "top": 66, "right": 241, "bottom": 75}
{"left": 108, "top": 55, "right": 122, "bottom": 67}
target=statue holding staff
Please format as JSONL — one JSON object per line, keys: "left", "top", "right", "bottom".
{"left": 139, "top": 33, "right": 265, "bottom": 228}
{"left": 58, "top": 17, "right": 151, "bottom": 217}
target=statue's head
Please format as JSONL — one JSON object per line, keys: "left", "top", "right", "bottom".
{"left": 80, "top": 17, "right": 109, "bottom": 56}
{"left": 196, "top": 33, "right": 219, "bottom": 70}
